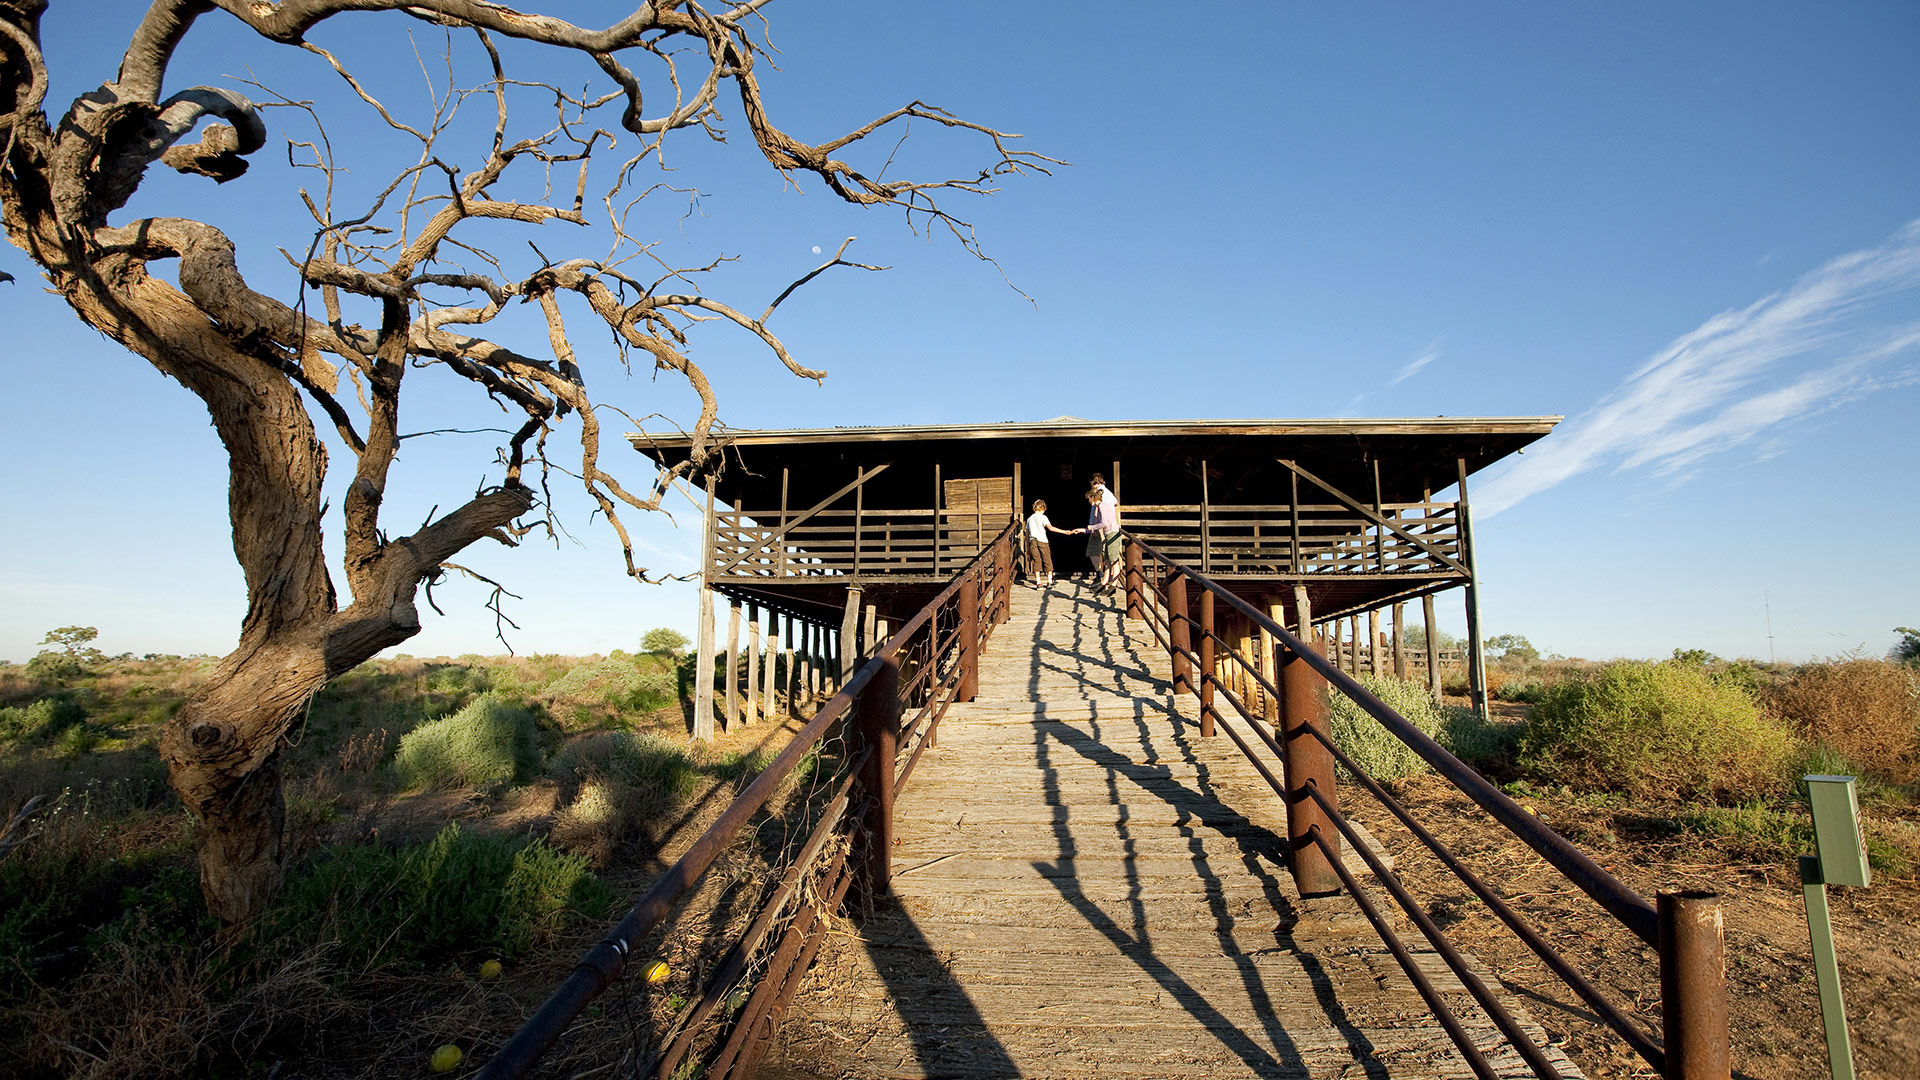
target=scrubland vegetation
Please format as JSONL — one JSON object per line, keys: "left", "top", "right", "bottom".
{"left": 0, "top": 632, "right": 802, "bottom": 1078}
{"left": 1334, "top": 635, "right": 1920, "bottom": 877}
{"left": 3, "top": 623, "right": 1917, "bottom": 1077}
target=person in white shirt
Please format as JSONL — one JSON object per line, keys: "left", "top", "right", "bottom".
{"left": 1025, "top": 499, "right": 1071, "bottom": 588}
{"left": 1085, "top": 474, "right": 1122, "bottom": 592}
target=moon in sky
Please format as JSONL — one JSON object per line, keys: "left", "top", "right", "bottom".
{"left": 812, "top": 245, "right": 822, "bottom": 254}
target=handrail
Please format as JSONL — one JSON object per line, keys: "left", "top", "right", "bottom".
{"left": 1120, "top": 529, "right": 1728, "bottom": 1080}
{"left": 476, "top": 521, "right": 1019, "bottom": 1080}
{"left": 1125, "top": 532, "right": 1656, "bottom": 939}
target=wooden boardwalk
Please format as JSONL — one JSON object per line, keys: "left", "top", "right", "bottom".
{"left": 769, "top": 582, "right": 1579, "bottom": 1080}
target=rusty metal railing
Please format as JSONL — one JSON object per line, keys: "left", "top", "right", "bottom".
{"left": 1121, "top": 532, "right": 1730, "bottom": 1080}
{"left": 474, "top": 521, "right": 1019, "bottom": 1080}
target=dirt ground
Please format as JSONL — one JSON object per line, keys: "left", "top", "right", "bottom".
{"left": 1369, "top": 771, "right": 1919, "bottom": 1080}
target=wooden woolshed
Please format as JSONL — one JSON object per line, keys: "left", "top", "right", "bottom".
{"left": 630, "top": 415, "right": 1558, "bottom": 728}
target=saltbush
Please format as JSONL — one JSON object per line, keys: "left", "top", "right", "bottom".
{"left": 1768, "top": 659, "right": 1919, "bottom": 783}
{"left": 543, "top": 656, "right": 675, "bottom": 712}
{"left": 1517, "top": 661, "right": 1793, "bottom": 802}
{"left": 0, "top": 695, "right": 87, "bottom": 743}
{"left": 548, "top": 732, "right": 699, "bottom": 863}
{"left": 393, "top": 692, "right": 541, "bottom": 790}
{"left": 271, "top": 824, "right": 611, "bottom": 966}
{"left": 1328, "top": 676, "right": 1475, "bottom": 781}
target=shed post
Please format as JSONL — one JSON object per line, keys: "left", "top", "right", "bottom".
{"left": 1392, "top": 602, "right": 1408, "bottom": 680}
{"left": 693, "top": 474, "right": 717, "bottom": 740}
{"left": 1423, "top": 592, "right": 1442, "bottom": 702}
{"left": 839, "top": 587, "right": 862, "bottom": 685}
{"left": 1367, "top": 608, "right": 1380, "bottom": 676}
{"left": 783, "top": 616, "right": 796, "bottom": 719}
{"left": 1292, "top": 585, "right": 1313, "bottom": 649}
{"left": 725, "top": 599, "right": 742, "bottom": 730}
{"left": 1265, "top": 598, "right": 1287, "bottom": 725}
{"left": 745, "top": 603, "right": 762, "bottom": 724}
{"left": 863, "top": 604, "right": 879, "bottom": 661}
{"left": 756, "top": 611, "right": 771, "bottom": 718}
{"left": 1457, "top": 458, "right": 1490, "bottom": 721}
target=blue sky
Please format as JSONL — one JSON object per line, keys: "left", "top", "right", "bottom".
{"left": 3, "top": 1, "right": 1916, "bottom": 664}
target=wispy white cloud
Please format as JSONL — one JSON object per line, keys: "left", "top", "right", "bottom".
{"left": 1478, "top": 220, "right": 1920, "bottom": 516}
{"left": 1341, "top": 335, "right": 1444, "bottom": 414}
{"left": 1387, "top": 336, "right": 1443, "bottom": 388}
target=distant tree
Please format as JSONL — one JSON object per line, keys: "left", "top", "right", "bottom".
{"left": 1485, "top": 633, "right": 1539, "bottom": 664}
{"left": 1671, "top": 647, "right": 1724, "bottom": 667}
{"left": 0, "top": 0, "right": 1046, "bottom": 923}
{"left": 641, "top": 627, "right": 689, "bottom": 656}
{"left": 1403, "top": 625, "right": 1461, "bottom": 652}
{"left": 39, "top": 625, "right": 102, "bottom": 661}
{"left": 26, "top": 624, "right": 104, "bottom": 680}
{"left": 1893, "top": 627, "right": 1920, "bottom": 669}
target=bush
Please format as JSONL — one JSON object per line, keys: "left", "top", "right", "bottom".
{"left": 549, "top": 732, "right": 699, "bottom": 864}
{"left": 1328, "top": 676, "right": 1475, "bottom": 782}
{"left": 1517, "top": 661, "right": 1794, "bottom": 802}
{"left": 393, "top": 692, "right": 541, "bottom": 790}
{"left": 0, "top": 695, "right": 87, "bottom": 743}
{"left": 1768, "top": 659, "right": 1919, "bottom": 783}
{"left": 271, "top": 824, "right": 611, "bottom": 967}
{"left": 542, "top": 656, "right": 675, "bottom": 712}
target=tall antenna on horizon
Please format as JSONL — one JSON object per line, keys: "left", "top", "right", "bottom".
{"left": 1765, "top": 590, "right": 1776, "bottom": 665}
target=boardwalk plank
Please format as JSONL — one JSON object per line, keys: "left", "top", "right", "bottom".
{"left": 769, "top": 582, "right": 1579, "bottom": 1080}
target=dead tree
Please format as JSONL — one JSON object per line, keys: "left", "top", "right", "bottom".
{"left": 0, "top": 0, "right": 1049, "bottom": 924}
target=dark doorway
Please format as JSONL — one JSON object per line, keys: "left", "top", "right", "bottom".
{"left": 1029, "top": 458, "right": 1101, "bottom": 579}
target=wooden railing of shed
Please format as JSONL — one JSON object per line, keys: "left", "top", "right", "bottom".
{"left": 711, "top": 500, "right": 1464, "bottom": 582}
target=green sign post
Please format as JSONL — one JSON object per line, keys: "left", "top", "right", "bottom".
{"left": 1800, "top": 775, "right": 1869, "bottom": 1080}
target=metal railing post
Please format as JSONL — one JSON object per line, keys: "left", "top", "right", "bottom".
{"left": 1168, "top": 572, "right": 1192, "bottom": 696}
{"left": 1199, "top": 588, "right": 1216, "bottom": 738}
{"left": 957, "top": 568, "right": 980, "bottom": 703}
{"left": 1659, "top": 890, "right": 1730, "bottom": 1080}
{"left": 855, "top": 657, "right": 900, "bottom": 903}
{"left": 1124, "top": 540, "right": 1144, "bottom": 621}
{"left": 1279, "top": 635, "right": 1341, "bottom": 896}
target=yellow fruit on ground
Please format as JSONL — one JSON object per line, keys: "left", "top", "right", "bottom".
{"left": 641, "top": 959, "right": 670, "bottom": 984}
{"left": 478, "top": 959, "right": 502, "bottom": 980}
{"left": 429, "top": 1044, "right": 463, "bottom": 1073}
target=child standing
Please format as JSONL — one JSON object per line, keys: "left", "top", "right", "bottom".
{"left": 1025, "top": 499, "right": 1069, "bottom": 588}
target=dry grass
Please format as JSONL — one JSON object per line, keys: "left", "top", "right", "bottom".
{"left": 1770, "top": 659, "right": 1920, "bottom": 783}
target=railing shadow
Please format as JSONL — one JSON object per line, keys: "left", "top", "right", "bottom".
{"left": 1014, "top": 585, "right": 1380, "bottom": 1073}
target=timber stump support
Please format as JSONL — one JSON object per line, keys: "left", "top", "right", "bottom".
{"left": 854, "top": 657, "right": 900, "bottom": 904}
{"left": 1168, "top": 572, "right": 1192, "bottom": 697}
{"left": 1124, "top": 540, "right": 1144, "bottom": 621}
{"left": 1659, "top": 890, "right": 1731, "bottom": 1080}
{"left": 1198, "top": 588, "right": 1217, "bottom": 738}
{"left": 957, "top": 569, "right": 981, "bottom": 703}
{"left": 1279, "top": 636, "right": 1341, "bottom": 896}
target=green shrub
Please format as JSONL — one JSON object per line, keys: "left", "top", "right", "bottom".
{"left": 1498, "top": 679, "right": 1549, "bottom": 704}
{"left": 543, "top": 656, "right": 675, "bottom": 713}
{"left": 1517, "top": 661, "right": 1794, "bottom": 802}
{"left": 1328, "top": 676, "right": 1475, "bottom": 781}
{"left": 271, "top": 825, "right": 611, "bottom": 967}
{"left": 393, "top": 692, "right": 541, "bottom": 790}
{"left": 0, "top": 695, "right": 87, "bottom": 743}
{"left": 1438, "top": 707, "right": 1520, "bottom": 767}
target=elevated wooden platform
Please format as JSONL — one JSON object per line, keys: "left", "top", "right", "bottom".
{"left": 768, "top": 581, "right": 1578, "bottom": 1079}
